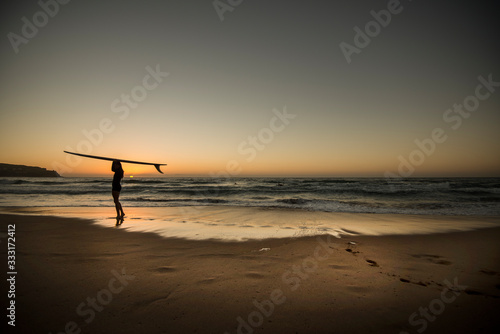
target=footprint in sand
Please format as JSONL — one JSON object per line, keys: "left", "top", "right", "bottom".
{"left": 479, "top": 269, "right": 499, "bottom": 276}
{"left": 152, "top": 266, "right": 176, "bottom": 273}
{"left": 463, "top": 289, "right": 500, "bottom": 298}
{"left": 329, "top": 264, "right": 350, "bottom": 270}
{"left": 411, "top": 254, "right": 452, "bottom": 265}
{"left": 399, "top": 277, "right": 428, "bottom": 287}
{"left": 246, "top": 272, "right": 265, "bottom": 279}
{"left": 345, "top": 241, "right": 360, "bottom": 255}
{"left": 366, "top": 259, "right": 379, "bottom": 267}
{"left": 198, "top": 277, "right": 217, "bottom": 284}
{"left": 414, "top": 281, "right": 427, "bottom": 287}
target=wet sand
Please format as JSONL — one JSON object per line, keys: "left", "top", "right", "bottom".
{"left": 1, "top": 211, "right": 500, "bottom": 333}
{"left": 3, "top": 206, "right": 500, "bottom": 240}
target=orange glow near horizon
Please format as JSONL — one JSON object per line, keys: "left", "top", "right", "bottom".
{"left": 6, "top": 147, "right": 497, "bottom": 178}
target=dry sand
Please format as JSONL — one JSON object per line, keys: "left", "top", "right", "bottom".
{"left": 1, "top": 212, "right": 500, "bottom": 334}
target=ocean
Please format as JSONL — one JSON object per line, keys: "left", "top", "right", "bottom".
{"left": 1, "top": 177, "right": 499, "bottom": 216}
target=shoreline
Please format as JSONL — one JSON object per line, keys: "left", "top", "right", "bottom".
{"left": 1, "top": 212, "right": 500, "bottom": 333}
{"left": 1, "top": 206, "right": 500, "bottom": 241}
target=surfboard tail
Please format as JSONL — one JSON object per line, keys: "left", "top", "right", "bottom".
{"left": 154, "top": 164, "right": 164, "bottom": 174}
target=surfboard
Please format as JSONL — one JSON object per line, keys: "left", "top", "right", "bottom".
{"left": 64, "top": 151, "right": 167, "bottom": 174}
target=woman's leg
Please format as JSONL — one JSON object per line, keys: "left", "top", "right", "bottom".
{"left": 112, "top": 191, "right": 125, "bottom": 217}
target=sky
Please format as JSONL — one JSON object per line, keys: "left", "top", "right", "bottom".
{"left": 1, "top": 0, "right": 499, "bottom": 177}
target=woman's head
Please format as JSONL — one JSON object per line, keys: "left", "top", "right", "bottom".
{"left": 111, "top": 160, "right": 123, "bottom": 172}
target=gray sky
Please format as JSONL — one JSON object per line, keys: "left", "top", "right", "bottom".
{"left": 1, "top": 0, "right": 499, "bottom": 176}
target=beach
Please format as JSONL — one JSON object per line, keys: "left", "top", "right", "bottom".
{"left": 2, "top": 209, "right": 500, "bottom": 334}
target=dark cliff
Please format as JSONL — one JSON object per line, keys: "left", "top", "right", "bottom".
{"left": 0, "top": 163, "right": 60, "bottom": 177}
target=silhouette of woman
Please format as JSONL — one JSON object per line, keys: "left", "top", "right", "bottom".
{"left": 111, "top": 160, "right": 125, "bottom": 218}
